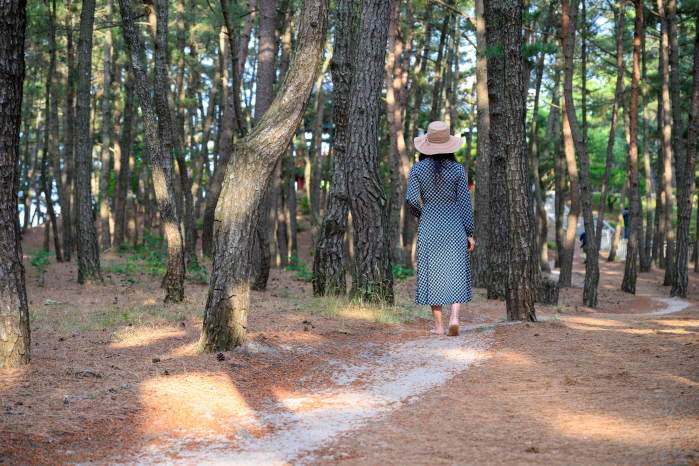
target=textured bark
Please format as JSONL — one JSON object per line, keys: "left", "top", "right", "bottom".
{"left": 99, "top": 0, "right": 114, "bottom": 251}
{"left": 309, "top": 64, "right": 329, "bottom": 247}
{"left": 471, "top": 0, "right": 490, "bottom": 288}
{"left": 312, "top": 0, "right": 352, "bottom": 296}
{"left": 197, "top": 0, "right": 329, "bottom": 352}
{"left": 547, "top": 71, "right": 563, "bottom": 269}
{"left": 641, "top": 28, "right": 653, "bottom": 271}
{"left": 41, "top": 0, "right": 62, "bottom": 262}
{"left": 429, "top": 5, "right": 451, "bottom": 123}
{"left": 657, "top": 0, "right": 674, "bottom": 285}
{"left": 484, "top": 0, "right": 536, "bottom": 320}
{"left": 667, "top": 0, "right": 683, "bottom": 194}
{"left": 346, "top": 0, "right": 393, "bottom": 303}
{"left": 406, "top": 5, "right": 432, "bottom": 159}
{"left": 654, "top": 90, "right": 665, "bottom": 268}
{"left": 75, "top": 0, "right": 103, "bottom": 284}
{"left": 558, "top": 0, "right": 581, "bottom": 288}
{"left": 276, "top": 162, "right": 289, "bottom": 267}
{"left": 60, "top": 0, "right": 75, "bottom": 259}
{"left": 385, "top": 0, "right": 404, "bottom": 266}
{"left": 597, "top": 0, "right": 626, "bottom": 264}
{"left": 114, "top": 67, "right": 135, "bottom": 250}
{"left": 0, "top": 0, "right": 30, "bottom": 369}
{"left": 287, "top": 143, "right": 298, "bottom": 258}
{"left": 484, "top": 0, "right": 508, "bottom": 301}
{"left": 670, "top": 13, "right": 699, "bottom": 297}
{"left": 620, "top": 0, "right": 642, "bottom": 294}
{"left": 118, "top": 0, "right": 184, "bottom": 301}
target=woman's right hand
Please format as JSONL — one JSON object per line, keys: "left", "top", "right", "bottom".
{"left": 467, "top": 236, "right": 475, "bottom": 253}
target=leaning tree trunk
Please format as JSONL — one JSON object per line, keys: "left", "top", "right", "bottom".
{"left": 118, "top": 0, "right": 184, "bottom": 301}
{"left": 75, "top": 0, "right": 103, "bottom": 284}
{"left": 484, "top": 0, "right": 536, "bottom": 320}
{"left": 197, "top": 0, "right": 329, "bottom": 353}
{"left": 558, "top": 0, "right": 581, "bottom": 288}
{"left": 657, "top": 0, "right": 675, "bottom": 286}
{"left": 641, "top": 26, "right": 653, "bottom": 270}
{"left": 620, "top": 0, "right": 642, "bottom": 294}
{"left": 346, "top": 0, "right": 394, "bottom": 303}
{"left": 0, "top": 0, "right": 31, "bottom": 369}
{"left": 99, "top": 0, "right": 113, "bottom": 251}
{"left": 312, "top": 0, "right": 352, "bottom": 296}
{"left": 484, "top": 0, "right": 508, "bottom": 301}
{"left": 595, "top": 0, "right": 626, "bottom": 272}
{"left": 670, "top": 13, "right": 699, "bottom": 298}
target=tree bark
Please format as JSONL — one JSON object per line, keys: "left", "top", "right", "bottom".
{"left": 346, "top": 0, "right": 394, "bottom": 303}
{"left": 197, "top": 0, "right": 329, "bottom": 352}
{"left": 75, "top": 0, "right": 103, "bottom": 284}
{"left": 597, "top": 0, "right": 626, "bottom": 264}
{"left": 99, "top": 0, "right": 113, "bottom": 250}
{"left": 484, "top": 0, "right": 508, "bottom": 300}
{"left": 552, "top": 72, "right": 564, "bottom": 269}
{"left": 608, "top": 177, "right": 628, "bottom": 262}
{"left": 558, "top": 0, "right": 581, "bottom": 288}
{"left": 114, "top": 66, "right": 135, "bottom": 250}
{"left": 668, "top": 0, "right": 683, "bottom": 195}
{"left": 641, "top": 24, "right": 653, "bottom": 271}
{"left": 312, "top": 0, "right": 352, "bottom": 295}
{"left": 61, "top": 0, "right": 75, "bottom": 260}
{"left": 484, "top": 0, "right": 536, "bottom": 320}
{"left": 620, "top": 0, "right": 643, "bottom": 294}
{"left": 287, "top": 142, "right": 298, "bottom": 259}
{"left": 471, "top": 0, "right": 490, "bottom": 289}
{"left": 429, "top": 5, "right": 451, "bottom": 123}
{"left": 0, "top": 0, "right": 30, "bottom": 369}
{"left": 654, "top": 89, "right": 665, "bottom": 268}
{"left": 657, "top": 0, "right": 675, "bottom": 286}
{"left": 670, "top": 12, "right": 699, "bottom": 297}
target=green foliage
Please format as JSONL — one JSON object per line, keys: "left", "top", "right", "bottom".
{"left": 392, "top": 263, "right": 414, "bottom": 280}
{"left": 300, "top": 196, "right": 310, "bottom": 215}
{"left": 547, "top": 241, "right": 555, "bottom": 250}
{"left": 187, "top": 263, "right": 209, "bottom": 284}
{"left": 285, "top": 256, "right": 312, "bottom": 282}
{"left": 30, "top": 248, "right": 51, "bottom": 287}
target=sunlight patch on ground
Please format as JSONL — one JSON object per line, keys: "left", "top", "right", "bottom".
{"left": 133, "top": 332, "right": 493, "bottom": 465}
{"left": 109, "top": 328, "right": 187, "bottom": 349}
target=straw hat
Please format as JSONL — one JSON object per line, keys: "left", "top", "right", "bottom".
{"left": 413, "top": 121, "right": 464, "bottom": 155}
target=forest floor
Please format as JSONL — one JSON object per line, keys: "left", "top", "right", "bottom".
{"left": 1, "top": 217, "right": 698, "bottom": 465}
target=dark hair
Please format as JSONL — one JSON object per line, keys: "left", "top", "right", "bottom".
{"left": 418, "top": 152, "right": 457, "bottom": 185}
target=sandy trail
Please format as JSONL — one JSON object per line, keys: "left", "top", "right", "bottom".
{"left": 129, "top": 330, "right": 494, "bottom": 466}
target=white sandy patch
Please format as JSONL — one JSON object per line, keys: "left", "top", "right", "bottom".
{"left": 644, "top": 298, "right": 693, "bottom": 316}
{"left": 129, "top": 332, "right": 493, "bottom": 466}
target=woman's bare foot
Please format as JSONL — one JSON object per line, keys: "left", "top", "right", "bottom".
{"left": 447, "top": 323, "right": 459, "bottom": 336}
{"left": 430, "top": 327, "right": 444, "bottom": 335}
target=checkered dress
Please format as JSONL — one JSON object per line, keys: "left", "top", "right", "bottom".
{"left": 406, "top": 159, "right": 474, "bottom": 306}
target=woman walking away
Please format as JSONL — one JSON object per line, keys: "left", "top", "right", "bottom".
{"left": 406, "top": 121, "right": 475, "bottom": 336}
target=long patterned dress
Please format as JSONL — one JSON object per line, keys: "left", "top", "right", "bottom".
{"left": 406, "top": 159, "right": 475, "bottom": 305}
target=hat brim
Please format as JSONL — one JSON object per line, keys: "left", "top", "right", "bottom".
{"left": 413, "top": 135, "right": 465, "bottom": 155}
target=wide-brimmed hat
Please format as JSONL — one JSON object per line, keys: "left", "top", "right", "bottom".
{"left": 414, "top": 121, "right": 464, "bottom": 155}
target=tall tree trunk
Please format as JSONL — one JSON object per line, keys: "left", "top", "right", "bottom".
{"left": 346, "top": 0, "right": 393, "bottom": 303}
{"left": 119, "top": 0, "right": 184, "bottom": 301}
{"left": 668, "top": 0, "right": 683, "bottom": 194}
{"left": 0, "top": 0, "right": 30, "bottom": 368}
{"left": 552, "top": 73, "right": 564, "bottom": 269}
{"left": 429, "top": 6, "right": 450, "bottom": 123}
{"left": 312, "top": 0, "right": 352, "bottom": 295}
{"left": 385, "top": 0, "right": 404, "bottom": 266}
{"left": 41, "top": 0, "right": 62, "bottom": 261}
{"left": 197, "top": 0, "right": 329, "bottom": 352}
{"left": 620, "top": 0, "right": 643, "bottom": 294}
{"left": 287, "top": 142, "right": 298, "bottom": 258}
{"left": 114, "top": 66, "right": 135, "bottom": 250}
{"left": 655, "top": 90, "right": 665, "bottom": 268}
{"left": 670, "top": 12, "right": 699, "bottom": 297}
{"left": 471, "top": 0, "right": 490, "bottom": 288}
{"left": 558, "top": 0, "right": 581, "bottom": 288}
{"left": 406, "top": 5, "right": 432, "bottom": 159}
{"left": 657, "top": 0, "right": 675, "bottom": 286}
{"left": 75, "top": 0, "right": 103, "bottom": 284}
{"left": 276, "top": 162, "right": 288, "bottom": 267}
{"left": 99, "top": 0, "right": 113, "bottom": 250}
{"left": 598, "top": 0, "right": 626, "bottom": 264}
{"left": 61, "top": 0, "right": 75, "bottom": 259}
{"left": 641, "top": 24, "right": 653, "bottom": 270}
{"left": 484, "top": 0, "right": 536, "bottom": 320}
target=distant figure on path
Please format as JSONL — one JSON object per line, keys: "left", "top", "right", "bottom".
{"left": 406, "top": 122, "right": 475, "bottom": 337}
{"left": 580, "top": 231, "right": 587, "bottom": 264}
{"left": 623, "top": 207, "right": 629, "bottom": 239}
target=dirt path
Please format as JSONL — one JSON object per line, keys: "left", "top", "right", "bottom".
{"left": 1, "top": 223, "right": 698, "bottom": 465}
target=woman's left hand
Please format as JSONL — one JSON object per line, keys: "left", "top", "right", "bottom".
{"left": 467, "top": 236, "right": 475, "bottom": 253}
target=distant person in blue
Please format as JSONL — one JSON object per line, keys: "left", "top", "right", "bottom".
{"left": 580, "top": 231, "right": 587, "bottom": 264}
{"left": 623, "top": 207, "right": 629, "bottom": 239}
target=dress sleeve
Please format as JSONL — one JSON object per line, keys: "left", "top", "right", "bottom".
{"left": 405, "top": 164, "right": 422, "bottom": 218}
{"left": 457, "top": 164, "right": 475, "bottom": 236}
